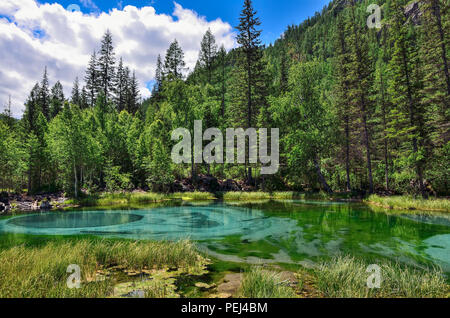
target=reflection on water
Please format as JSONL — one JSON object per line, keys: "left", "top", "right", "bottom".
{"left": 0, "top": 201, "right": 449, "bottom": 272}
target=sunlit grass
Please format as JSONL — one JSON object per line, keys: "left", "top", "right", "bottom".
{"left": 366, "top": 195, "right": 450, "bottom": 212}
{"left": 240, "top": 266, "right": 298, "bottom": 298}
{"left": 315, "top": 255, "right": 449, "bottom": 298}
{"left": 0, "top": 239, "right": 205, "bottom": 298}
{"left": 222, "top": 192, "right": 272, "bottom": 201}
{"left": 170, "top": 192, "right": 216, "bottom": 201}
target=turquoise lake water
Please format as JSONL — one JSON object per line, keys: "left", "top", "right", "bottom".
{"left": 0, "top": 201, "right": 449, "bottom": 271}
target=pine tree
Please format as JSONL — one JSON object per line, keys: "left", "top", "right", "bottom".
{"left": 114, "top": 57, "right": 127, "bottom": 111}
{"left": 126, "top": 71, "right": 140, "bottom": 114}
{"left": 80, "top": 86, "right": 88, "bottom": 109}
{"left": 279, "top": 44, "right": 289, "bottom": 94}
{"left": 23, "top": 83, "right": 41, "bottom": 132}
{"left": 40, "top": 67, "right": 50, "bottom": 120}
{"left": 335, "top": 14, "right": 353, "bottom": 191}
{"left": 71, "top": 77, "right": 81, "bottom": 106}
{"left": 387, "top": 0, "right": 427, "bottom": 196}
{"left": 154, "top": 54, "right": 163, "bottom": 94}
{"left": 230, "top": 0, "right": 268, "bottom": 183}
{"left": 2, "top": 95, "right": 14, "bottom": 127}
{"left": 50, "top": 81, "right": 64, "bottom": 118}
{"left": 217, "top": 45, "right": 227, "bottom": 117}
{"left": 164, "top": 39, "right": 186, "bottom": 80}
{"left": 98, "top": 30, "right": 116, "bottom": 101}
{"left": 85, "top": 51, "right": 99, "bottom": 107}
{"left": 420, "top": 0, "right": 449, "bottom": 143}
{"left": 199, "top": 29, "right": 218, "bottom": 84}
{"left": 347, "top": 2, "right": 374, "bottom": 193}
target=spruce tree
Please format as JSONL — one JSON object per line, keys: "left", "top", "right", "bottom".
{"left": 85, "top": 51, "right": 99, "bottom": 107}
{"left": 80, "top": 86, "right": 88, "bottom": 109}
{"left": 420, "top": 0, "right": 449, "bottom": 142}
{"left": 335, "top": 14, "right": 353, "bottom": 191}
{"left": 71, "top": 77, "right": 81, "bottom": 106}
{"left": 164, "top": 40, "right": 186, "bottom": 80}
{"left": 114, "top": 57, "right": 127, "bottom": 111}
{"left": 50, "top": 81, "right": 64, "bottom": 118}
{"left": 347, "top": 2, "right": 374, "bottom": 193}
{"left": 40, "top": 67, "right": 50, "bottom": 120}
{"left": 230, "top": 0, "right": 268, "bottom": 183}
{"left": 98, "top": 30, "right": 116, "bottom": 101}
{"left": 387, "top": 0, "right": 427, "bottom": 196}
{"left": 126, "top": 71, "right": 140, "bottom": 114}
{"left": 199, "top": 29, "right": 218, "bottom": 84}
{"left": 217, "top": 45, "right": 227, "bottom": 117}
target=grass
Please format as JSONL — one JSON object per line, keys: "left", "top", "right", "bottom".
{"left": 0, "top": 239, "right": 205, "bottom": 298}
{"left": 65, "top": 192, "right": 216, "bottom": 207}
{"left": 315, "top": 255, "right": 449, "bottom": 298}
{"left": 365, "top": 195, "right": 450, "bottom": 212}
{"left": 222, "top": 192, "right": 272, "bottom": 201}
{"left": 240, "top": 266, "right": 298, "bottom": 298}
{"left": 171, "top": 192, "right": 216, "bottom": 201}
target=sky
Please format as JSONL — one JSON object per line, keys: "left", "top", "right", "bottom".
{"left": 0, "top": 0, "right": 330, "bottom": 117}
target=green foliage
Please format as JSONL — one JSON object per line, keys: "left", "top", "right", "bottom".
{"left": 2, "top": 0, "right": 449, "bottom": 198}
{"left": 316, "top": 255, "right": 448, "bottom": 298}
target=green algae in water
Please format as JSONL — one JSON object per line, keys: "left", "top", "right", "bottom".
{"left": 0, "top": 201, "right": 449, "bottom": 273}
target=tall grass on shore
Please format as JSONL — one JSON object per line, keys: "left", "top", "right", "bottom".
{"left": 0, "top": 239, "right": 204, "bottom": 298}
{"left": 315, "top": 256, "right": 448, "bottom": 298}
{"left": 171, "top": 192, "right": 216, "bottom": 200}
{"left": 366, "top": 195, "right": 450, "bottom": 212}
{"left": 222, "top": 192, "right": 272, "bottom": 201}
{"left": 240, "top": 267, "right": 298, "bottom": 298}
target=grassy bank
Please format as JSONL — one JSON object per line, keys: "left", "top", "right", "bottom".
{"left": 0, "top": 239, "right": 206, "bottom": 298}
{"left": 240, "top": 267, "right": 298, "bottom": 298}
{"left": 65, "top": 192, "right": 216, "bottom": 207}
{"left": 365, "top": 195, "right": 450, "bottom": 212}
{"left": 315, "top": 256, "right": 449, "bottom": 298}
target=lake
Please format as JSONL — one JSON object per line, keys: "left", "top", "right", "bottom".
{"left": 1, "top": 200, "right": 449, "bottom": 272}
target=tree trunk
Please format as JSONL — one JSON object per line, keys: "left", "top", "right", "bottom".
{"left": 401, "top": 42, "right": 426, "bottom": 198}
{"left": 345, "top": 115, "right": 351, "bottom": 191}
{"left": 380, "top": 73, "right": 390, "bottom": 191}
{"left": 73, "top": 162, "right": 78, "bottom": 199}
{"left": 313, "top": 156, "right": 333, "bottom": 194}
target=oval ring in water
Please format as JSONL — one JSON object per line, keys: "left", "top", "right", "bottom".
{"left": 8, "top": 211, "right": 144, "bottom": 229}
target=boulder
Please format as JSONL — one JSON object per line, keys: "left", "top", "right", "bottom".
{"left": 40, "top": 200, "right": 53, "bottom": 210}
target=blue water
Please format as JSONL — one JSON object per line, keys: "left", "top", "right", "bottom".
{"left": 0, "top": 201, "right": 449, "bottom": 271}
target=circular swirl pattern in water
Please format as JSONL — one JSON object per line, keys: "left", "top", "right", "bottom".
{"left": 0, "top": 206, "right": 298, "bottom": 241}
{"left": 8, "top": 211, "right": 143, "bottom": 229}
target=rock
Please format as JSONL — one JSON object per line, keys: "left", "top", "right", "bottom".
{"left": 195, "top": 282, "right": 216, "bottom": 290}
{"left": 40, "top": 200, "right": 52, "bottom": 210}
{"left": 405, "top": 1, "right": 422, "bottom": 25}
{"left": 217, "top": 273, "right": 243, "bottom": 296}
{"left": 209, "top": 293, "right": 232, "bottom": 299}
{"left": 278, "top": 271, "right": 299, "bottom": 287}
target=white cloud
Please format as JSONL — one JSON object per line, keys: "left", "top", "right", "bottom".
{"left": 0, "top": 0, "right": 236, "bottom": 117}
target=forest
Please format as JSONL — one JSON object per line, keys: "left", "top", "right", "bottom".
{"left": 0, "top": 0, "right": 448, "bottom": 198}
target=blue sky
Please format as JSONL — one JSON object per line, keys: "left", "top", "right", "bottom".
{"left": 1, "top": 0, "right": 331, "bottom": 116}
{"left": 40, "top": 0, "right": 331, "bottom": 44}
